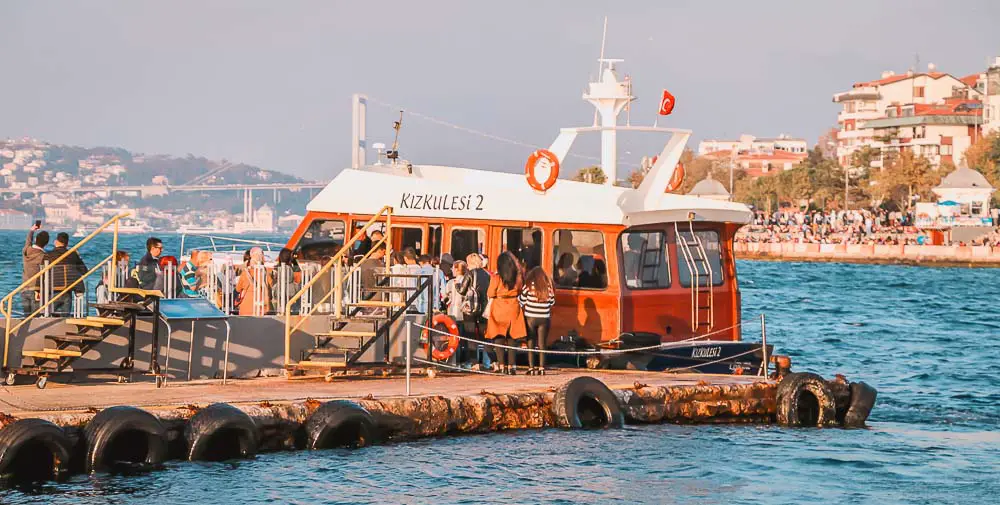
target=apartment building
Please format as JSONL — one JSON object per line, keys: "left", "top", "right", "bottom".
{"left": 698, "top": 134, "right": 809, "bottom": 178}
{"left": 832, "top": 65, "right": 981, "bottom": 168}
{"left": 863, "top": 99, "right": 982, "bottom": 168}
{"left": 985, "top": 57, "right": 1000, "bottom": 134}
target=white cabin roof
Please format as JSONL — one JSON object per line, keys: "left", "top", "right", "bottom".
{"left": 307, "top": 164, "right": 752, "bottom": 226}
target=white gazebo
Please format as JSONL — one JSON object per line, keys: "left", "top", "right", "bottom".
{"left": 932, "top": 166, "right": 995, "bottom": 217}
{"left": 687, "top": 173, "right": 731, "bottom": 201}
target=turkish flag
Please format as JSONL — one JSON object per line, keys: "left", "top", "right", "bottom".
{"left": 659, "top": 90, "right": 676, "bottom": 116}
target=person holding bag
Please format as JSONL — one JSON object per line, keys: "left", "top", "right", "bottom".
{"left": 485, "top": 252, "right": 527, "bottom": 374}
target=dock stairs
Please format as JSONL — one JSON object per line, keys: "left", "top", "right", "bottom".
{"left": 293, "top": 272, "right": 431, "bottom": 373}
{"left": 0, "top": 213, "right": 167, "bottom": 388}
{"left": 11, "top": 288, "right": 164, "bottom": 388}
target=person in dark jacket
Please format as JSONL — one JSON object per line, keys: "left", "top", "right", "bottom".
{"left": 44, "top": 232, "right": 88, "bottom": 315}
{"left": 460, "top": 253, "right": 492, "bottom": 364}
{"left": 21, "top": 225, "right": 48, "bottom": 314}
{"left": 137, "top": 237, "right": 163, "bottom": 290}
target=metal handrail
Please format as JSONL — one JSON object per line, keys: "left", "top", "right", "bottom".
{"left": 1, "top": 211, "right": 130, "bottom": 369}
{"left": 283, "top": 206, "right": 393, "bottom": 366}
{"left": 688, "top": 221, "right": 714, "bottom": 331}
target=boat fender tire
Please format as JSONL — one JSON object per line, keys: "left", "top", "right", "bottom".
{"left": 83, "top": 406, "right": 167, "bottom": 473}
{"left": 843, "top": 381, "right": 878, "bottom": 428}
{"left": 0, "top": 418, "right": 73, "bottom": 481}
{"left": 553, "top": 376, "right": 624, "bottom": 429}
{"left": 185, "top": 403, "right": 259, "bottom": 461}
{"left": 776, "top": 372, "right": 837, "bottom": 427}
{"left": 305, "top": 400, "right": 378, "bottom": 450}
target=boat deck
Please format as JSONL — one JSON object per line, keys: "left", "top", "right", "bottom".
{"left": 0, "top": 370, "right": 767, "bottom": 416}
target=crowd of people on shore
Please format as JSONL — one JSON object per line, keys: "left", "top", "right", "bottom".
{"left": 736, "top": 208, "right": 928, "bottom": 245}
{"left": 19, "top": 225, "right": 557, "bottom": 374}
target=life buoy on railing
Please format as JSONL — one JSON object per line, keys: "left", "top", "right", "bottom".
{"left": 665, "top": 161, "right": 685, "bottom": 193}
{"left": 525, "top": 149, "right": 560, "bottom": 193}
{"left": 422, "top": 314, "right": 461, "bottom": 361}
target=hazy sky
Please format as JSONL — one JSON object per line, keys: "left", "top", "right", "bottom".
{"left": 2, "top": 1, "right": 999, "bottom": 181}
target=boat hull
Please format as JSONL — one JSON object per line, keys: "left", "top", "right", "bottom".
{"left": 536, "top": 340, "right": 770, "bottom": 375}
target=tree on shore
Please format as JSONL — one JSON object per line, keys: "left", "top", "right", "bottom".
{"left": 963, "top": 131, "right": 1000, "bottom": 200}
{"left": 869, "top": 150, "right": 941, "bottom": 210}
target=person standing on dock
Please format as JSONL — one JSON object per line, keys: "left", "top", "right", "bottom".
{"left": 486, "top": 252, "right": 527, "bottom": 375}
{"left": 44, "top": 232, "right": 88, "bottom": 315}
{"left": 461, "top": 253, "right": 491, "bottom": 365}
{"left": 235, "top": 247, "right": 273, "bottom": 316}
{"left": 21, "top": 223, "right": 48, "bottom": 314}
{"left": 137, "top": 237, "right": 163, "bottom": 291}
{"left": 519, "top": 266, "right": 555, "bottom": 376}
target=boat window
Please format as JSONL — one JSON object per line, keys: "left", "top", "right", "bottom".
{"left": 428, "top": 225, "right": 443, "bottom": 257}
{"left": 676, "top": 230, "right": 724, "bottom": 287}
{"left": 553, "top": 230, "right": 607, "bottom": 290}
{"left": 620, "top": 230, "right": 670, "bottom": 289}
{"left": 297, "top": 219, "right": 345, "bottom": 261}
{"left": 450, "top": 228, "right": 484, "bottom": 263}
{"left": 502, "top": 227, "right": 543, "bottom": 270}
{"left": 391, "top": 226, "right": 424, "bottom": 253}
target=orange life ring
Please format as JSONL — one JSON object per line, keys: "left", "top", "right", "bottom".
{"left": 525, "top": 149, "right": 560, "bottom": 192}
{"left": 665, "top": 162, "right": 685, "bottom": 192}
{"left": 423, "top": 313, "right": 461, "bottom": 361}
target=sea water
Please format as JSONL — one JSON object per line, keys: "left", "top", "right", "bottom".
{"left": 0, "top": 232, "right": 997, "bottom": 504}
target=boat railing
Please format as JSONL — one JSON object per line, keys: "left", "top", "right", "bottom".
{"left": 178, "top": 233, "right": 285, "bottom": 259}
{"left": 0, "top": 211, "right": 131, "bottom": 369}
{"left": 284, "top": 205, "right": 394, "bottom": 367}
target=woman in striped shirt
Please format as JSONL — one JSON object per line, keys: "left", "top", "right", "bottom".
{"left": 519, "top": 266, "right": 556, "bottom": 375}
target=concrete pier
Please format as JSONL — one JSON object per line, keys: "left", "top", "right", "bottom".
{"left": 2, "top": 371, "right": 774, "bottom": 432}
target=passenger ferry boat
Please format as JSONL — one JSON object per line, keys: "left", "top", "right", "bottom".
{"left": 0, "top": 42, "right": 769, "bottom": 389}
{"left": 282, "top": 54, "right": 768, "bottom": 374}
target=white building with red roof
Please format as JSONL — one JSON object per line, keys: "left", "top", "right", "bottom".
{"left": 832, "top": 65, "right": 981, "bottom": 167}
{"left": 698, "top": 134, "right": 808, "bottom": 178}
{"left": 863, "top": 98, "right": 984, "bottom": 169}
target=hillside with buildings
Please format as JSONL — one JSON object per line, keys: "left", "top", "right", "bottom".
{"left": 0, "top": 138, "right": 313, "bottom": 233}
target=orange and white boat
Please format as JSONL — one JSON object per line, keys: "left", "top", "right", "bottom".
{"left": 0, "top": 38, "right": 770, "bottom": 389}
{"left": 283, "top": 52, "right": 768, "bottom": 374}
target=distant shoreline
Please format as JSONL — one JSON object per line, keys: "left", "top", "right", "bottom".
{"left": 734, "top": 243, "right": 1000, "bottom": 268}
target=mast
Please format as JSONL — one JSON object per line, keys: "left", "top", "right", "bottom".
{"left": 582, "top": 18, "right": 634, "bottom": 185}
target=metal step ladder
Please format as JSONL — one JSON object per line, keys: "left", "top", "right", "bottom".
{"left": 8, "top": 289, "right": 163, "bottom": 388}
{"left": 674, "top": 221, "right": 714, "bottom": 333}
{"left": 295, "top": 271, "right": 432, "bottom": 373}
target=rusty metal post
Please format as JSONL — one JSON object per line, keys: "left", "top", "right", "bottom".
{"left": 760, "top": 313, "right": 768, "bottom": 378}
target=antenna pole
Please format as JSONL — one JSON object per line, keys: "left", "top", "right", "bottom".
{"left": 593, "top": 16, "right": 608, "bottom": 127}
{"left": 390, "top": 110, "right": 403, "bottom": 165}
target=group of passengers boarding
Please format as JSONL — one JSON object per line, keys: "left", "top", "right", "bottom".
{"left": 34, "top": 224, "right": 559, "bottom": 373}
{"left": 440, "top": 250, "right": 555, "bottom": 376}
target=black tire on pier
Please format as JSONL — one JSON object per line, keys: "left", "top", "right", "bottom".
{"left": 775, "top": 372, "right": 838, "bottom": 427}
{"left": 305, "top": 400, "right": 378, "bottom": 450}
{"left": 843, "top": 381, "right": 878, "bottom": 428}
{"left": 553, "top": 376, "right": 624, "bottom": 429}
{"left": 83, "top": 406, "right": 168, "bottom": 473}
{"left": 0, "top": 418, "right": 73, "bottom": 482}
{"left": 185, "top": 403, "right": 259, "bottom": 461}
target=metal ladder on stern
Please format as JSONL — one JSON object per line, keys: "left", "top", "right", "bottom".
{"left": 674, "top": 221, "right": 714, "bottom": 333}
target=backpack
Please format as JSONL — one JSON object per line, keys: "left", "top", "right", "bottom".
{"left": 462, "top": 270, "right": 482, "bottom": 316}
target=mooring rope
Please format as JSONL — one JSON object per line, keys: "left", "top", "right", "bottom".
{"left": 411, "top": 357, "right": 504, "bottom": 376}
{"left": 413, "top": 321, "right": 743, "bottom": 355}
